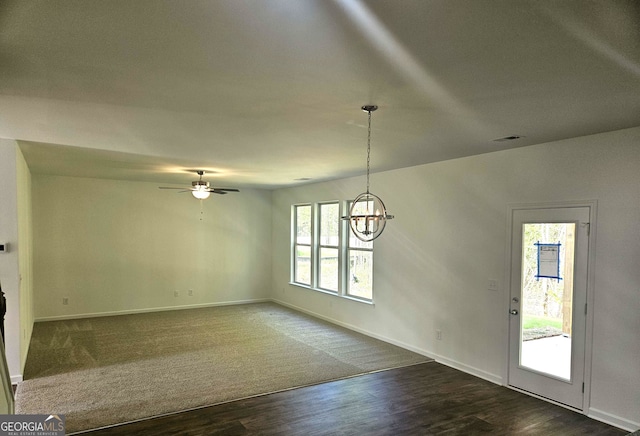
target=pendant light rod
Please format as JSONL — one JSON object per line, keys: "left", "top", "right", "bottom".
{"left": 362, "top": 105, "right": 377, "bottom": 195}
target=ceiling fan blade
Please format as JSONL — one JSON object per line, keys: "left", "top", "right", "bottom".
{"left": 160, "top": 184, "right": 238, "bottom": 195}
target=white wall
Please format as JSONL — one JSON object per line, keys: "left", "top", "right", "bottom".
{"left": 271, "top": 127, "right": 640, "bottom": 430}
{"left": 0, "top": 138, "right": 33, "bottom": 383}
{"left": 16, "top": 149, "right": 33, "bottom": 371}
{"left": 33, "top": 176, "right": 272, "bottom": 319}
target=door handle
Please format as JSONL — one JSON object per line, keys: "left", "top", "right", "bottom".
{"left": 510, "top": 309, "right": 519, "bottom": 315}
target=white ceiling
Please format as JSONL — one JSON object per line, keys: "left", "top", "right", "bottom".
{"left": 1, "top": 1, "right": 639, "bottom": 189}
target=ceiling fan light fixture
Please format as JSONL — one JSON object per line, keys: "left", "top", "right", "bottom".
{"left": 341, "top": 105, "right": 394, "bottom": 242}
{"left": 192, "top": 186, "right": 211, "bottom": 200}
{"left": 191, "top": 171, "right": 211, "bottom": 199}
{"left": 158, "top": 169, "right": 239, "bottom": 200}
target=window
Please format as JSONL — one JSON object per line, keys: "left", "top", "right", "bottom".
{"left": 291, "top": 201, "right": 373, "bottom": 302}
{"left": 293, "top": 204, "right": 311, "bottom": 285}
{"left": 318, "top": 202, "right": 340, "bottom": 292}
{"left": 347, "top": 200, "right": 373, "bottom": 300}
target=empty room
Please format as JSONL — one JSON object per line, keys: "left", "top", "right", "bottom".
{"left": 0, "top": 1, "right": 639, "bottom": 434}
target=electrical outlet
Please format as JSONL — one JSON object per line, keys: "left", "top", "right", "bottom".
{"left": 188, "top": 289, "right": 193, "bottom": 297}
{"left": 62, "top": 297, "right": 69, "bottom": 305}
{"left": 174, "top": 290, "right": 180, "bottom": 297}
{"left": 436, "top": 329, "right": 442, "bottom": 340}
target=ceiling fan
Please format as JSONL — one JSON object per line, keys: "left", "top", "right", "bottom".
{"left": 159, "top": 170, "right": 239, "bottom": 200}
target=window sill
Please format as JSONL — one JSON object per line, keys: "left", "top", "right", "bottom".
{"left": 288, "top": 282, "right": 375, "bottom": 306}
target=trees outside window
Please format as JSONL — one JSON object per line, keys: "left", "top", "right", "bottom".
{"left": 291, "top": 201, "right": 373, "bottom": 302}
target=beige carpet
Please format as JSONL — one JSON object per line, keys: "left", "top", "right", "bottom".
{"left": 17, "top": 302, "right": 431, "bottom": 433}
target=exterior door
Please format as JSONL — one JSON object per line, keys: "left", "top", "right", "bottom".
{"left": 508, "top": 206, "right": 591, "bottom": 409}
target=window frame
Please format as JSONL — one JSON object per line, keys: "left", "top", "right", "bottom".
{"left": 316, "top": 201, "right": 341, "bottom": 293}
{"left": 290, "top": 201, "right": 374, "bottom": 303}
{"left": 292, "top": 204, "right": 312, "bottom": 286}
{"left": 345, "top": 200, "right": 374, "bottom": 301}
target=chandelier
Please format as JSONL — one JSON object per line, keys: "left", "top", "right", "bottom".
{"left": 342, "top": 105, "right": 394, "bottom": 242}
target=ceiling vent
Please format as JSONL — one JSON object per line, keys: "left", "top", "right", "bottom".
{"left": 493, "top": 135, "right": 524, "bottom": 142}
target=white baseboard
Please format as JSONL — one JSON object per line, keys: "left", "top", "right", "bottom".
{"left": 11, "top": 375, "right": 22, "bottom": 384}
{"left": 274, "top": 299, "right": 636, "bottom": 433}
{"left": 273, "top": 299, "right": 506, "bottom": 386}
{"left": 588, "top": 407, "right": 639, "bottom": 433}
{"left": 34, "top": 299, "right": 271, "bottom": 322}
{"left": 30, "top": 298, "right": 635, "bottom": 432}
{"left": 272, "top": 298, "right": 436, "bottom": 360}
{"left": 433, "top": 354, "right": 503, "bottom": 385}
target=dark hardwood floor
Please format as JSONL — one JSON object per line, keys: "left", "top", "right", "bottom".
{"left": 83, "top": 362, "right": 625, "bottom": 436}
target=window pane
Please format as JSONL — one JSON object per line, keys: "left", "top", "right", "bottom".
{"left": 319, "top": 247, "right": 339, "bottom": 291}
{"left": 295, "top": 245, "right": 311, "bottom": 285}
{"left": 296, "top": 205, "right": 311, "bottom": 245}
{"left": 348, "top": 200, "right": 374, "bottom": 249}
{"left": 319, "top": 203, "right": 339, "bottom": 246}
{"left": 349, "top": 233, "right": 373, "bottom": 249}
{"left": 348, "top": 250, "right": 372, "bottom": 299}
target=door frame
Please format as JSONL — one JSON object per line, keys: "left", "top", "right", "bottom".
{"left": 502, "top": 200, "right": 597, "bottom": 413}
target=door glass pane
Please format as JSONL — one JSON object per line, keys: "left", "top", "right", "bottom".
{"left": 319, "top": 247, "right": 338, "bottom": 291}
{"left": 348, "top": 250, "right": 372, "bottom": 299}
{"left": 520, "top": 222, "right": 575, "bottom": 380}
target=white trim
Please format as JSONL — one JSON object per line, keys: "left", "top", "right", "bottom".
{"left": 317, "top": 201, "right": 340, "bottom": 293}
{"left": 288, "top": 282, "right": 374, "bottom": 306}
{"left": 273, "top": 299, "right": 503, "bottom": 385}
{"left": 272, "top": 299, "right": 431, "bottom": 359}
{"left": 10, "top": 375, "right": 22, "bottom": 384}
{"left": 588, "top": 407, "right": 639, "bottom": 433}
{"left": 34, "top": 299, "right": 271, "bottom": 322}
{"left": 506, "top": 200, "right": 598, "bottom": 211}
{"left": 506, "top": 385, "right": 639, "bottom": 432}
{"left": 292, "top": 200, "right": 375, "bottom": 302}
{"left": 582, "top": 201, "right": 598, "bottom": 415}
{"left": 35, "top": 297, "right": 633, "bottom": 430}
{"left": 507, "top": 384, "right": 582, "bottom": 412}
{"left": 434, "top": 354, "right": 503, "bottom": 385}
{"left": 504, "top": 200, "right": 598, "bottom": 414}
{"left": 502, "top": 206, "right": 515, "bottom": 385}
